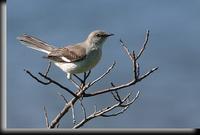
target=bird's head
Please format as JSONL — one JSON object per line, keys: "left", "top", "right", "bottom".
{"left": 86, "top": 30, "right": 114, "bottom": 47}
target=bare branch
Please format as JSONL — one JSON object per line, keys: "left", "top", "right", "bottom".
{"left": 24, "top": 68, "right": 78, "bottom": 98}
{"left": 136, "top": 63, "right": 140, "bottom": 77}
{"left": 120, "top": 39, "right": 134, "bottom": 61}
{"left": 102, "top": 91, "right": 140, "bottom": 117}
{"left": 49, "top": 100, "right": 73, "bottom": 128}
{"left": 73, "top": 91, "right": 140, "bottom": 129}
{"left": 137, "top": 67, "right": 159, "bottom": 82}
{"left": 43, "top": 106, "right": 49, "bottom": 128}
{"left": 84, "top": 70, "right": 91, "bottom": 81}
{"left": 132, "top": 51, "right": 138, "bottom": 80}
{"left": 120, "top": 40, "right": 138, "bottom": 80}
{"left": 79, "top": 99, "right": 87, "bottom": 120}
{"left": 39, "top": 73, "right": 78, "bottom": 98}
{"left": 24, "top": 69, "right": 50, "bottom": 85}
{"left": 48, "top": 88, "right": 86, "bottom": 128}
{"left": 73, "top": 74, "right": 84, "bottom": 84}
{"left": 94, "top": 105, "right": 97, "bottom": 113}
{"left": 57, "top": 92, "right": 68, "bottom": 103}
{"left": 83, "top": 66, "right": 157, "bottom": 97}
{"left": 101, "top": 106, "right": 129, "bottom": 117}
{"left": 136, "top": 29, "right": 150, "bottom": 60}
{"left": 44, "top": 62, "right": 52, "bottom": 76}
{"left": 71, "top": 103, "right": 76, "bottom": 125}
{"left": 86, "top": 61, "right": 116, "bottom": 88}
{"left": 56, "top": 123, "right": 60, "bottom": 128}
{"left": 69, "top": 77, "right": 81, "bottom": 89}
{"left": 111, "top": 91, "right": 120, "bottom": 102}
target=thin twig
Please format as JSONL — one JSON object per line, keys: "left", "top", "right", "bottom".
{"left": 111, "top": 91, "right": 119, "bottom": 102}
{"left": 120, "top": 41, "right": 138, "bottom": 80}
{"left": 120, "top": 39, "right": 134, "bottom": 61}
{"left": 44, "top": 62, "right": 52, "bottom": 76}
{"left": 137, "top": 67, "right": 159, "bottom": 82}
{"left": 94, "top": 105, "right": 97, "bottom": 113}
{"left": 73, "top": 74, "right": 84, "bottom": 84}
{"left": 43, "top": 106, "right": 49, "bottom": 128}
{"left": 24, "top": 69, "right": 50, "bottom": 85}
{"left": 69, "top": 77, "right": 81, "bottom": 89}
{"left": 57, "top": 92, "right": 68, "bottom": 103}
{"left": 73, "top": 91, "right": 140, "bottom": 129}
{"left": 83, "top": 67, "right": 157, "bottom": 97}
{"left": 25, "top": 69, "right": 78, "bottom": 98}
{"left": 56, "top": 123, "right": 60, "bottom": 128}
{"left": 102, "top": 91, "right": 140, "bottom": 117}
{"left": 49, "top": 98, "right": 78, "bottom": 128}
{"left": 71, "top": 104, "right": 76, "bottom": 125}
{"left": 87, "top": 61, "right": 116, "bottom": 87}
{"left": 79, "top": 99, "right": 87, "bottom": 120}
{"left": 115, "top": 91, "right": 122, "bottom": 103}
{"left": 39, "top": 73, "right": 78, "bottom": 98}
{"left": 136, "top": 63, "right": 140, "bottom": 77}
{"left": 84, "top": 70, "right": 91, "bottom": 81}
{"left": 101, "top": 106, "right": 129, "bottom": 117}
{"left": 136, "top": 29, "right": 150, "bottom": 60}
{"left": 132, "top": 51, "right": 138, "bottom": 80}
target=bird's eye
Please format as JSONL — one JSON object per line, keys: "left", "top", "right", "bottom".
{"left": 96, "top": 34, "right": 101, "bottom": 37}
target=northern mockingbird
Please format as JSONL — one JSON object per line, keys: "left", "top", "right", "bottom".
{"left": 17, "top": 30, "right": 114, "bottom": 79}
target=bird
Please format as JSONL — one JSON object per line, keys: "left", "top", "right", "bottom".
{"left": 17, "top": 30, "right": 114, "bottom": 80}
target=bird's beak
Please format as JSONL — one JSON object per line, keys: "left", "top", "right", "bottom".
{"left": 106, "top": 33, "right": 114, "bottom": 37}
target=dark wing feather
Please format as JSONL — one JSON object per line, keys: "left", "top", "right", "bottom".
{"left": 46, "top": 45, "right": 86, "bottom": 63}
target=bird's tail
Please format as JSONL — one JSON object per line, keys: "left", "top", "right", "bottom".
{"left": 17, "top": 34, "right": 56, "bottom": 54}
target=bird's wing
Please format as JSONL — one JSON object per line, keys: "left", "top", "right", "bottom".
{"left": 46, "top": 45, "right": 86, "bottom": 63}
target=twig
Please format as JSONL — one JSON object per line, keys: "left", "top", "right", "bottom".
{"left": 44, "top": 62, "right": 51, "bottom": 76}
{"left": 110, "top": 82, "right": 122, "bottom": 103}
{"left": 84, "top": 70, "right": 91, "bottom": 81}
{"left": 132, "top": 51, "right": 138, "bottom": 80}
{"left": 69, "top": 77, "right": 81, "bottom": 89}
{"left": 137, "top": 67, "right": 159, "bottom": 82}
{"left": 120, "top": 39, "right": 134, "bottom": 60}
{"left": 56, "top": 123, "right": 60, "bottom": 128}
{"left": 136, "top": 63, "right": 140, "bottom": 77}
{"left": 102, "top": 91, "right": 140, "bottom": 117}
{"left": 71, "top": 104, "right": 76, "bottom": 125}
{"left": 120, "top": 40, "right": 137, "bottom": 80}
{"left": 39, "top": 73, "right": 78, "bottom": 98}
{"left": 86, "top": 61, "right": 116, "bottom": 88}
{"left": 73, "top": 74, "right": 84, "bottom": 84}
{"left": 79, "top": 99, "right": 87, "bottom": 120}
{"left": 43, "top": 106, "right": 49, "bottom": 128}
{"left": 136, "top": 30, "right": 150, "bottom": 60}
{"left": 24, "top": 69, "right": 50, "bottom": 85}
{"left": 25, "top": 69, "right": 78, "bottom": 98}
{"left": 73, "top": 91, "right": 140, "bottom": 129}
{"left": 101, "top": 106, "right": 129, "bottom": 117}
{"left": 83, "top": 67, "right": 158, "bottom": 97}
{"left": 57, "top": 92, "right": 68, "bottom": 103}
{"left": 48, "top": 98, "right": 77, "bottom": 128}
{"left": 111, "top": 91, "right": 119, "bottom": 102}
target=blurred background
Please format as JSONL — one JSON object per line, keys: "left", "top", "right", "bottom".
{"left": 7, "top": 0, "right": 200, "bottom": 128}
